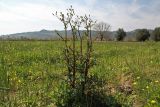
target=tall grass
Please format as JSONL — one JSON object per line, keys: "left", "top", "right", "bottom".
{"left": 0, "top": 41, "right": 160, "bottom": 106}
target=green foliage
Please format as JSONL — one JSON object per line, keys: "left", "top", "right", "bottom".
{"left": 53, "top": 74, "right": 110, "bottom": 107}
{"left": 135, "top": 29, "right": 150, "bottom": 41}
{"left": 152, "top": 27, "right": 160, "bottom": 41}
{"left": 53, "top": 68, "right": 123, "bottom": 107}
{"left": 115, "top": 28, "right": 126, "bottom": 41}
{"left": 0, "top": 57, "right": 9, "bottom": 89}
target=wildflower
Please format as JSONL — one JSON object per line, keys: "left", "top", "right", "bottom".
{"left": 146, "top": 86, "right": 149, "bottom": 89}
{"left": 18, "top": 79, "right": 21, "bottom": 83}
{"left": 133, "top": 82, "right": 137, "bottom": 85}
{"left": 151, "top": 100, "right": 156, "bottom": 104}
{"left": 136, "top": 77, "right": 140, "bottom": 79}
{"left": 155, "top": 80, "right": 159, "bottom": 83}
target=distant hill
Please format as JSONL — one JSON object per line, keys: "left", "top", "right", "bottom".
{"left": 1, "top": 29, "right": 94, "bottom": 40}
{"left": 1, "top": 29, "right": 58, "bottom": 40}
{"left": 0, "top": 29, "right": 105, "bottom": 40}
{"left": 0, "top": 29, "right": 153, "bottom": 40}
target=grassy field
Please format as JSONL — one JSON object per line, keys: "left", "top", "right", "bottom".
{"left": 0, "top": 41, "right": 160, "bottom": 107}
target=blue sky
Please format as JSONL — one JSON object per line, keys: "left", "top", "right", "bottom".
{"left": 0, "top": 0, "right": 160, "bottom": 35}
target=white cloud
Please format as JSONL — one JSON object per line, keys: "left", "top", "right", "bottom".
{"left": 94, "top": 0, "right": 160, "bottom": 31}
{"left": 85, "top": 0, "right": 97, "bottom": 6}
{"left": 0, "top": 0, "right": 96, "bottom": 35}
{"left": 0, "top": 0, "right": 160, "bottom": 35}
{"left": 0, "top": 1, "right": 66, "bottom": 35}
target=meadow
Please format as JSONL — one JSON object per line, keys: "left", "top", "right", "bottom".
{"left": 0, "top": 41, "right": 160, "bottom": 107}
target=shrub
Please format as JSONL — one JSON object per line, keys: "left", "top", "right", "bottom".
{"left": 135, "top": 29, "right": 150, "bottom": 41}
{"left": 52, "top": 5, "right": 124, "bottom": 107}
{"left": 152, "top": 27, "right": 160, "bottom": 41}
{"left": 52, "top": 6, "right": 112, "bottom": 107}
{"left": 115, "top": 28, "right": 126, "bottom": 41}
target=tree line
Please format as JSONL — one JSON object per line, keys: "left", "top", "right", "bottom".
{"left": 94, "top": 22, "right": 160, "bottom": 42}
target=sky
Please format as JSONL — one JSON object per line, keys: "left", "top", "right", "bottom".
{"left": 0, "top": 0, "right": 160, "bottom": 35}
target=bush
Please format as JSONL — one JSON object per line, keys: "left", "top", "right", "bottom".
{"left": 52, "top": 6, "right": 118, "bottom": 107}
{"left": 135, "top": 29, "right": 150, "bottom": 41}
{"left": 53, "top": 73, "right": 123, "bottom": 107}
{"left": 115, "top": 28, "right": 126, "bottom": 41}
{"left": 152, "top": 27, "right": 160, "bottom": 41}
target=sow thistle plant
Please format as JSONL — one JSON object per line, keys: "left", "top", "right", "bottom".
{"left": 52, "top": 6, "right": 108, "bottom": 107}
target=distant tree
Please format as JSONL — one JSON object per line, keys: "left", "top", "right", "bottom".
{"left": 94, "top": 22, "right": 111, "bottom": 41}
{"left": 135, "top": 29, "right": 150, "bottom": 41}
{"left": 115, "top": 28, "right": 126, "bottom": 41}
{"left": 152, "top": 27, "right": 160, "bottom": 41}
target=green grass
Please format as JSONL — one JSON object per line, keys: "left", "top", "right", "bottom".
{"left": 0, "top": 41, "right": 160, "bottom": 106}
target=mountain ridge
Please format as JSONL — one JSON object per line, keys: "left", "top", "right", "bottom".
{"left": 0, "top": 29, "right": 153, "bottom": 40}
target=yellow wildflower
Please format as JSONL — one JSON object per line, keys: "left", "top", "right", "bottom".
{"left": 137, "top": 77, "right": 140, "bottom": 79}
{"left": 155, "top": 80, "right": 159, "bottom": 83}
{"left": 133, "top": 82, "right": 137, "bottom": 85}
{"left": 151, "top": 100, "right": 156, "bottom": 104}
{"left": 18, "top": 79, "right": 21, "bottom": 83}
{"left": 146, "top": 86, "right": 149, "bottom": 89}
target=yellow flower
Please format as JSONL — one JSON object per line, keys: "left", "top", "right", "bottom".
{"left": 133, "top": 82, "right": 137, "bottom": 85}
{"left": 146, "top": 86, "right": 149, "bottom": 89}
{"left": 18, "top": 79, "right": 21, "bottom": 83}
{"left": 151, "top": 100, "right": 156, "bottom": 104}
{"left": 137, "top": 77, "right": 140, "bottom": 79}
{"left": 155, "top": 80, "right": 159, "bottom": 83}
